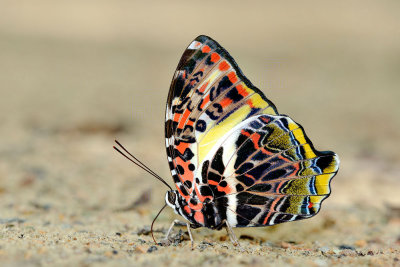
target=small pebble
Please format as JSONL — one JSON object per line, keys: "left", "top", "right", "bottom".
{"left": 135, "top": 246, "right": 147, "bottom": 254}
{"left": 147, "top": 246, "right": 158, "bottom": 253}
{"left": 239, "top": 234, "right": 254, "bottom": 241}
{"left": 338, "top": 245, "right": 355, "bottom": 250}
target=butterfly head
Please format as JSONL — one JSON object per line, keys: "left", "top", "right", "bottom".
{"left": 165, "top": 190, "right": 193, "bottom": 222}
{"left": 165, "top": 190, "right": 177, "bottom": 205}
{"left": 165, "top": 190, "right": 179, "bottom": 210}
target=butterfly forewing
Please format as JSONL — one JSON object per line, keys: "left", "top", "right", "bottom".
{"left": 165, "top": 36, "right": 278, "bottom": 197}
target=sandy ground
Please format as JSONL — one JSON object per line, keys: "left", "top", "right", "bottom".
{"left": 0, "top": 1, "right": 399, "bottom": 266}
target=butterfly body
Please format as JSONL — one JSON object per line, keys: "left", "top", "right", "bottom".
{"left": 165, "top": 190, "right": 224, "bottom": 229}
{"left": 164, "top": 35, "right": 339, "bottom": 232}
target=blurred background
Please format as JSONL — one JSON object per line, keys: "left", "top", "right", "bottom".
{"left": 0, "top": 0, "right": 399, "bottom": 265}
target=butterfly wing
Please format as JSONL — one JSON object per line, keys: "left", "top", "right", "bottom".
{"left": 199, "top": 114, "right": 339, "bottom": 227}
{"left": 165, "top": 35, "right": 278, "bottom": 203}
{"left": 165, "top": 35, "right": 339, "bottom": 227}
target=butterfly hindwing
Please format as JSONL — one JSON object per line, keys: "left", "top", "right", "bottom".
{"left": 200, "top": 114, "right": 339, "bottom": 227}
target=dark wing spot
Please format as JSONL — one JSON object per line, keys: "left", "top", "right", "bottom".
{"left": 262, "top": 169, "right": 287, "bottom": 181}
{"left": 188, "top": 164, "right": 195, "bottom": 171}
{"left": 165, "top": 120, "right": 174, "bottom": 138}
{"left": 200, "top": 186, "right": 213, "bottom": 197}
{"left": 316, "top": 154, "right": 335, "bottom": 171}
{"left": 236, "top": 174, "right": 255, "bottom": 187}
{"left": 183, "top": 180, "right": 192, "bottom": 188}
{"left": 226, "top": 86, "right": 244, "bottom": 103}
{"left": 211, "top": 147, "right": 225, "bottom": 174}
{"left": 205, "top": 103, "right": 223, "bottom": 120}
{"left": 216, "top": 76, "right": 233, "bottom": 95}
{"left": 208, "top": 172, "right": 222, "bottom": 183}
{"left": 201, "top": 160, "right": 210, "bottom": 183}
{"left": 234, "top": 142, "right": 256, "bottom": 170}
{"left": 180, "top": 185, "right": 189, "bottom": 196}
{"left": 196, "top": 120, "right": 207, "bottom": 132}
{"left": 172, "top": 175, "right": 180, "bottom": 183}
{"left": 236, "top": 184, "right": 244, "bottom": 192}
{"left": 173, "top": 147, "right": 195, "bottom": 161}
{"left": 176, "top": 165, "right": 184, "bottom": 175}
{"left": 167, "top": 159, "right": 175, "bottom": 170}
{"left": 219, "top": 181, "right": 227, "bottom": 187}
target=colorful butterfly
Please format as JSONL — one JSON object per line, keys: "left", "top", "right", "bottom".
{"left": 115, "top": 35, "right": 340, "bottom": 248}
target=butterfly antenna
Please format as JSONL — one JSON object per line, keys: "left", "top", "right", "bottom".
{"left": 151, "top": 203, "right": 168, "bottom": 245}
{"left": 113, "top": 140, "right": 172, "bottom": 190}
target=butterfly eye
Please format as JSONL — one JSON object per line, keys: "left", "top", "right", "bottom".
{"left": 167, "top": 191, "right": 176, "bottom": 204}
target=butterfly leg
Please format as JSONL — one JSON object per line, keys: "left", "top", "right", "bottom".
{"left": 160, "top": 219, "right": 185, "bottom": 245}
{"left": 165, "top": 219, "right": 180, "bottom": 240}
{"left": 225, "top": 221, "right": 241, "bottom": 248}
{"left": 186, "top": 222, "right": 194, "bottom": 250}
{"left": 162, "top": 220, "right": 194, "bottom": 248}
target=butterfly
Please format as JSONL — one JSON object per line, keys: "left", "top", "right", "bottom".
{"left": 114, "top": 35, "right": 340, "bottom": 248}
